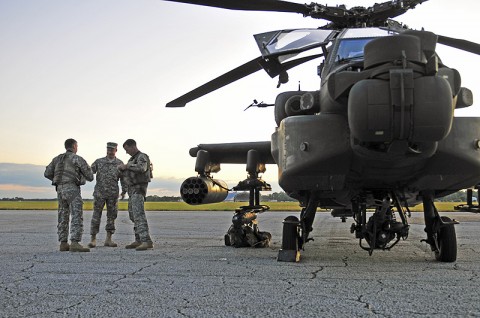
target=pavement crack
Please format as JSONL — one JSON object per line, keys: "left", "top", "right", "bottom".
{"left": 310, "top": 267, "right": 324, "bottom": 279}
{"left": 104, "top": 262, "right": 158, "bottom": 294}
{"left": 21, "top": 263, "right": 35, "bottom": 273}
{"left": 49, "top": 295, "right": 96, "bottom": 316}
{"left": 284, "top": 279, "right": 295, "bottom": 293}
{"left": 356, "top": 295, "right": 375, "bottom": 314}
{"left": 132, "top": 262, "right": 159, "bottom": 275}
{"left": 176, "top": 308, "right": 190, "bottom": 317}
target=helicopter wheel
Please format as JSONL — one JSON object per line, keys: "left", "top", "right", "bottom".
{"left": 434, "top": 216, "right": 457, "bottom": 262}
{"left": 277, "top": 215, "right": 301, "bottom": 262}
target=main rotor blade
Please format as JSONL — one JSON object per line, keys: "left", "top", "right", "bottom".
{"left": 166, "top": 57, "right": 263, "bottom": 107}
{"left": 162, "top": 0, "right": 309, "bottom": 14}
{"left": 166, "top": 53, "right": 324, "bottom": 107}
{"left": 437, "top": 35, "right": 480, "bottom": 55}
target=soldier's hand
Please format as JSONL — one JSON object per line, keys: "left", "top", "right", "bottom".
{"left": 118, "top": 164, "right": 127, "bottom": 171}
{"left": 120, "top": 192, "right": 126, "bottom": 200}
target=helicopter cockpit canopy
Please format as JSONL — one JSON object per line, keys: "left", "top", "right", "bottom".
{"left": 253, "top": 27, "right": 402, "bottom": 80}
{"left": 253, "top": 28, "right": 335, "bottom": 80}
{"left": 254, "top": 28, "right": 334, "bottom": 60}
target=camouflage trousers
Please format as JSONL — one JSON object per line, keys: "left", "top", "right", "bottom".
{"left": 56, "top": 184, "right": 84, "bottom": 242}
{"left": 90, "top": 195, "right": 118, "bottom": 235}
{"left": 128, "top": 185, "right": 152, "bottom": 243}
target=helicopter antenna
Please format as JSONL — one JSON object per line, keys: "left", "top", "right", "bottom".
{"left": 244, "top": 100, "right": 274, "bottom": 111}
{"left": 298, "top": 81, "right": 301, "bottom": 91}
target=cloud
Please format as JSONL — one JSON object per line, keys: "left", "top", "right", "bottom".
{"left": 0, "top": 184, "right": 51, "bottom": 193}
{"left": 0, "top": 163, "right": 50, "bottom": 187}
{"left": 145, "top": 177, "right": 184, "bottom": 197}
{"left": 0, "top": 163, "right": 184, "bottom": 199}
{"left": 0, "top": 163, "right": 281, "bottom": 199}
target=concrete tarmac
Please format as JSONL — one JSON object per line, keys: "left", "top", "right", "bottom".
{"left": 1, "top": 210, "right": 480, "bottom": 317}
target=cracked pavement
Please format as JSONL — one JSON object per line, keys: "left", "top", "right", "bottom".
{"left": 0, "top": 210, "right": 480, "bottom": 317}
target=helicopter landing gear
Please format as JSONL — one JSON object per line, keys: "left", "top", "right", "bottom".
{"left": 277, "top": 195, "right": 317, "bottom": 262}
{"left": 421, "top": 191, "right": 458, "bottom": 262}
{"left": 350, "top": 192, "right": 410, "bottom": 255}
{"left": 434, "top": 216, "right": 457, "bottom": 262}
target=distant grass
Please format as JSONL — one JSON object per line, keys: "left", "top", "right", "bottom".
{"left": 408, "top": 202, "right": 460, "bottom": 212}
{"left": 0, "top": 200, "right": 466, "bottom": 212}
{"left": 0, "top": 200, "right": 302, "bottom": 211}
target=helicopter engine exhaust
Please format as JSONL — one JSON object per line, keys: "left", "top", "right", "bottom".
{"left": 180, "top": 176, "right": 228, "bottom": 205}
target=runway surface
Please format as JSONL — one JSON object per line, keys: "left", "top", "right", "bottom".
{"left": 1, "top": 210, "right": 480, "bottom": 317}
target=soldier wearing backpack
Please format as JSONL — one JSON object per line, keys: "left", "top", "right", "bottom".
{"left": 44, "top": 138, "right": 94, "bottom": 252}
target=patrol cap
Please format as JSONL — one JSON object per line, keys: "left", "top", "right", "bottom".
{"left": 107, "top": 142, "right": 118, "bottom": 149}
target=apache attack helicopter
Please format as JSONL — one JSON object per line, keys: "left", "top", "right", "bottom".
{"left": 165, "top": 0, "right": 480, "bottom": 262}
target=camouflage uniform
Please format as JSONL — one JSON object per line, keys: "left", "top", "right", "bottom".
{"left": 90, "top": 156, "right": 126, "bottom": 236}
{"left": 44, "top": 151, "right": 94, "bottom": 243}
{"left": 123, "top": 151, "right": 153, "bottom": 243}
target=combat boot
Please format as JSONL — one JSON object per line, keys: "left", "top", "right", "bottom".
{"left": 59, "top": 241, "right": 70, "bottom": 252}
{"left": 125, "top": 241, "right": 141, "bottom": 249}
{"left": 70, "top": 241, "right": 90, "bottom": 252}
{"left": 135, "top": 241, "right": 154, "bottom": 251}
{"left": 104, "top": 232, "right": 118, "bottom": 247}
{"left": 87, "top": 235, "right": 96, "bottom": 248}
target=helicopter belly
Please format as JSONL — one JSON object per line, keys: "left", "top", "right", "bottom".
{"left": 272, "top": 113, "right": 352, "bottom": 192}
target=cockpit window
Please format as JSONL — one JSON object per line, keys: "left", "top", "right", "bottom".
{"left": 335, "top": 38, "right": 373, "bottom": 62}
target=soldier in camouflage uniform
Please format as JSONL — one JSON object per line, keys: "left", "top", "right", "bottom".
{"left": 44, "top": 138, "right": 94, "bottom": 252}
{"left": 87, "top": 142, "right": 127, "bottom": 248}
{"left": 118, "top": 139, "right": 154, "bottom": 251}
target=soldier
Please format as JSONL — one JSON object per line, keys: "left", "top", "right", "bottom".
{"left": 118, "top": 139, "right": 154, "bottom": 251}
{"left": 44, "top": 138, "right": 94, "bottom": 252}
{"left": 87, "top": 142, "right": 127, "bottom": 248}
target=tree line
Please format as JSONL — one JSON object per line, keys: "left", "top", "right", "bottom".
{"left": 2, "top": 190, "right": 476, "bottom": 202}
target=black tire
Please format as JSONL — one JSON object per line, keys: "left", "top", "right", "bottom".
{"left": 434, "top": 216, "right": 457, "bottom": 262}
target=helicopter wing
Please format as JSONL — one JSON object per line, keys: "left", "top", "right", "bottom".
{"left": 189, "top": 141, "right": 275, "bottom": 164}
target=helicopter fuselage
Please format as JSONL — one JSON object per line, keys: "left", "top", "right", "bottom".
{"left": 168, "top": 0, "right": 479, "bottom": 262}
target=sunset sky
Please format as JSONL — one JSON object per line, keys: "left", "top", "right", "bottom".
{"left": 0, "top": 0, "right": 479, "bottom": 199}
